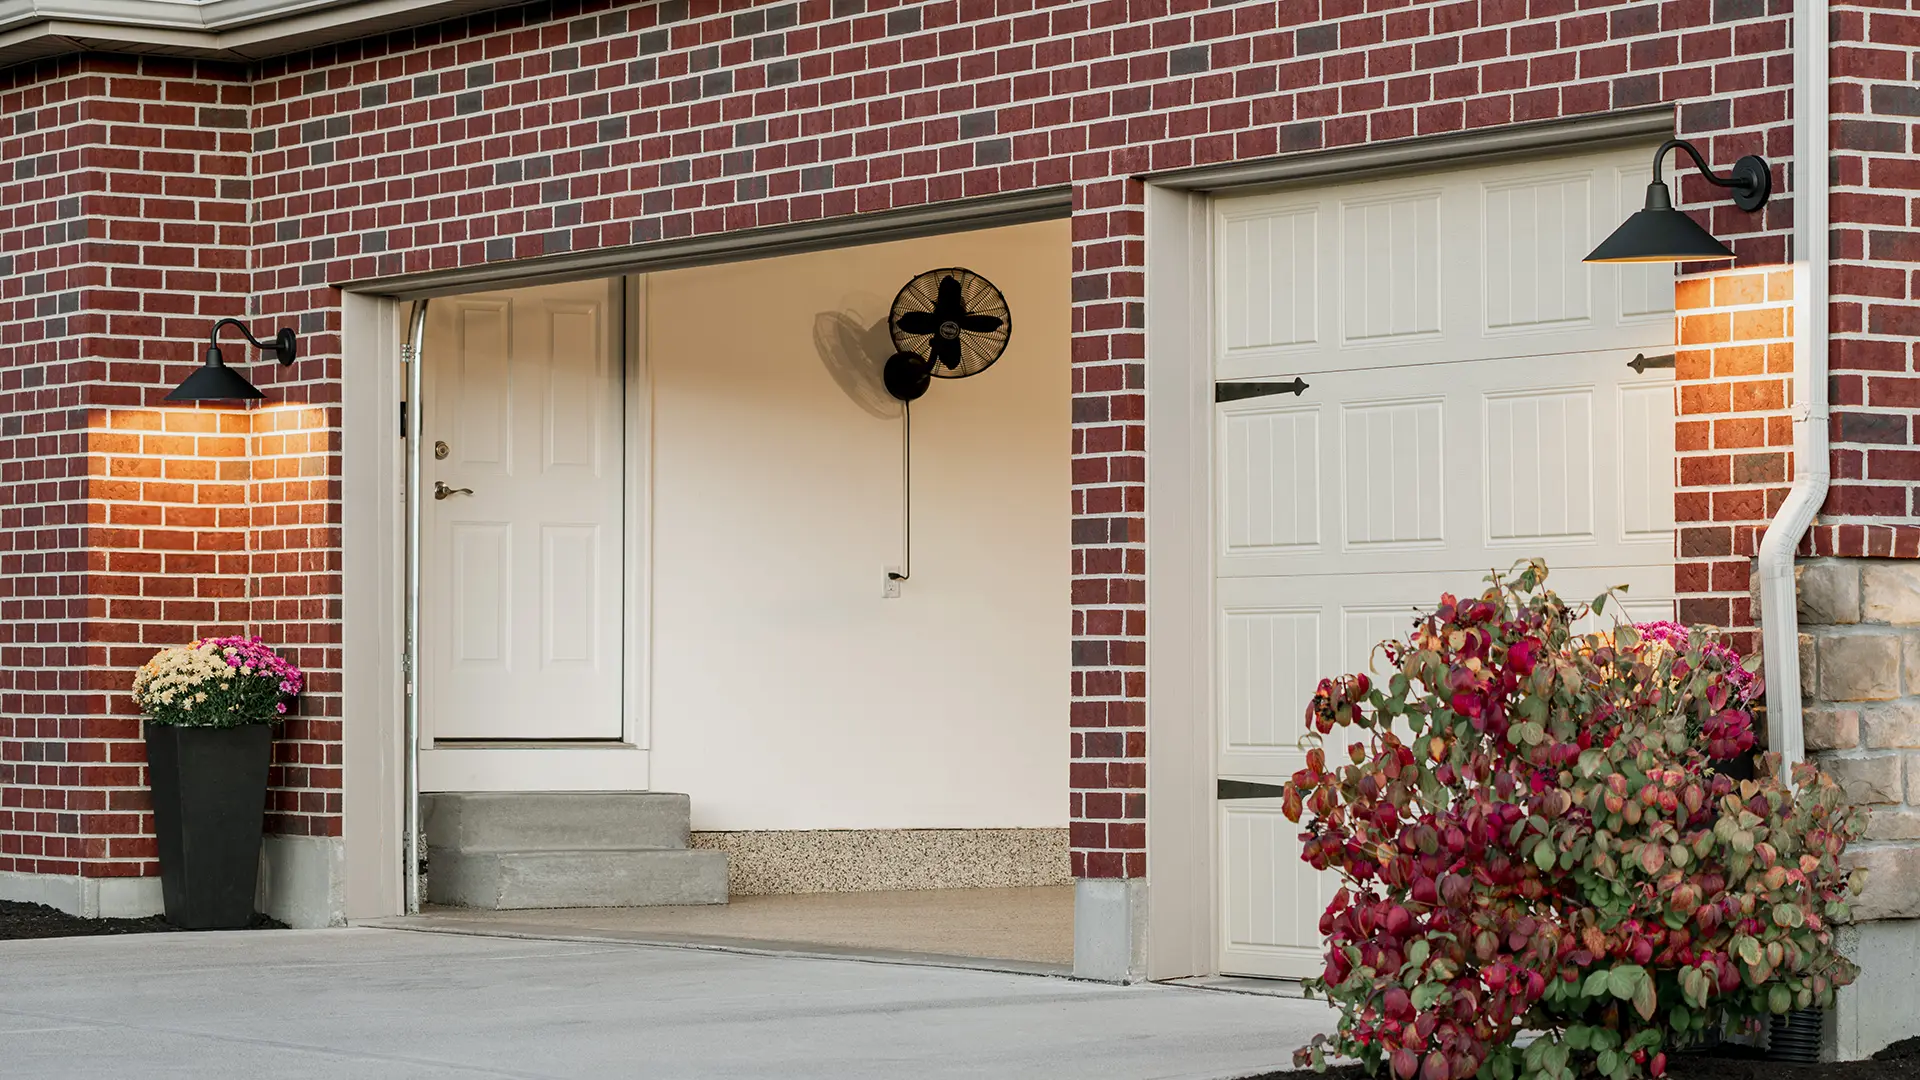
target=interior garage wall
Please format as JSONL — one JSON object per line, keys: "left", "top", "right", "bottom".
{"left": 644, "top": 219, "right": 1070, "bottom": 832}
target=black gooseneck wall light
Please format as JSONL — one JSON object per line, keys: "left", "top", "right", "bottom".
{"left": 1584, "top": 139, "right": 1772, "bottom": 264}
{"left": 165, "top": 318, "right": 300, "bottom": 401}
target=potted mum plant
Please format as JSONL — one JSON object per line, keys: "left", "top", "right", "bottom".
{"left": 131, "top": 637, "right": 303, "bottom": 929}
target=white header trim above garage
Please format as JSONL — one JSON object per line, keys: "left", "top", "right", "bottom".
{"left": 1143, "top": 108, "right": 1676, "bottom": 196}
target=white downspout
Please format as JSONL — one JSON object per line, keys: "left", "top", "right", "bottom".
{"left": 1756, "top": 0, "right": 1830, "bottom": 775}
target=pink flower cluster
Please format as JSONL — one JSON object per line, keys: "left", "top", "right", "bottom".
{"left": 202, "top": 635, "right": 304, "bottom": 714}
{"left": 1632, "top": 620, "right": 1762, "bottom": 703}
{"left": 1633, "top": 620, "right": 1759, "bottom": 759}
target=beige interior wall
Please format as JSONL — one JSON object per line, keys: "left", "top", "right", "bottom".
{"left": 646, "top": 219, "right": 1072, "bottom": 830}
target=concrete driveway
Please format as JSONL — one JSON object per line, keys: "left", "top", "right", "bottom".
{"left": 0, "top": 928, "right": 1335, "bottom": 1079}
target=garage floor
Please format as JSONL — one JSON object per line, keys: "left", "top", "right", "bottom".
{"left": 368, "top": 885, "right": 1075, "bottom": 973}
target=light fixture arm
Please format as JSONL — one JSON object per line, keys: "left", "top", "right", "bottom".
{"left": 1650, "top": 139, "right": 1771, "bottom": 213}
{"left": 208, "top": 318, "right": 299, "bottom": 366}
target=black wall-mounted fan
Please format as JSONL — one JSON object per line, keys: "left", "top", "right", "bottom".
{"left": 882, "top": 269, "right": 1013, "bottom": 401}
{"left": 880, "top": 268, "right": 1013, "bottom": 585}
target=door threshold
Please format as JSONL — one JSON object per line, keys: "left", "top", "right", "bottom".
{"left": 420, "top": 744, "right": 650, "bottom": 791}
{"left": 429, "top": 740, "right": 637, "bottom": 750}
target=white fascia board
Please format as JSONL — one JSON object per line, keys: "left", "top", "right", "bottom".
{"left": 0, "top": 0, "right": 505, "bottom": 63}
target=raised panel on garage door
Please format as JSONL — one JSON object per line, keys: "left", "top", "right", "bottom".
{"left": 1212, "top": 145, "right": 1675, "bottom": 979}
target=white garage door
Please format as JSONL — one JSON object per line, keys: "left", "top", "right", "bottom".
{"left": 1212, "top": 146, "right": 1677, "bottom": 978}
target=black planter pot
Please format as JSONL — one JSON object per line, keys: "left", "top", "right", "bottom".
{"left": 144, "top": 723, "right": 272, "bottom": 930}
{"left": 1710, "top": 748, "right": 1759, "bottom": 781}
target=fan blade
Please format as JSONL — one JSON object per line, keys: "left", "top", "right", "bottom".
{"left": 896, "top": 310, "right": 941, "bottom": 337}
{"left": 933, "top": 276, "right": 968, "bottom": 322}
{"left": 930, "top": 335, "right": 963, "bottom": 369}
{"left": 957, "top": 313, "right": 1003, "bottom": 334}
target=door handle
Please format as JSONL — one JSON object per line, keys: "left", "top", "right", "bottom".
{"left": 433, "top": 481, "right": 473, "bottom": 501}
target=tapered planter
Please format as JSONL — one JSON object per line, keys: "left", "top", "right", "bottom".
{"left": 144, "top": 723, "right": 272, "bottom": 930}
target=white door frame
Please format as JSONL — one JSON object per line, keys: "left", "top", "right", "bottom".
{"left": 341, "top": 276, "right": 651, "bottom": 918}
{"left": 340, "top": 192, "right": 1073, "bottom": 921}
{"left": 1140, "top": 111, "right": 1681, "bottom": 981}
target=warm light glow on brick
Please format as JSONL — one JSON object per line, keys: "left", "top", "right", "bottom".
{"left": 1673, "top": 267, "right": 1794, "bottom": 656}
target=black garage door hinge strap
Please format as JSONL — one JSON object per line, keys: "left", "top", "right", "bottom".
{"left": 1215, "top": 378, "right": 1309, "bottom": 402}
{"left": 1217, "top": 779, "right": 1290, "bottom": 800}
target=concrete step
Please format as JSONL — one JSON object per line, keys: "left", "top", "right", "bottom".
{"left": 428, "top": 847, "right": 730, "bottom": 910}
{"left": 424, "top": 792, "right": 692, "bottom": 853}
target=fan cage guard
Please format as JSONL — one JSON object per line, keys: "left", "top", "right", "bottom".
{"left": 887, "top": 268, "right": 1013, "bottom": 382}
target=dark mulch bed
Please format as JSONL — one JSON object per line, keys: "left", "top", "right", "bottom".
{"left": 1242, "top": 1036, "right": 1920, "bottom": 1080}
{"left": 0, "top": 900, "right": 284, "bottom": 940}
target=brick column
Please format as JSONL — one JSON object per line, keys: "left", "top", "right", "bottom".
{"left": 1828, "top": 0, "right": 1920, "bottom": 522}
{"left": 1069, "top": 177, "right": 1147, "bottom": 885}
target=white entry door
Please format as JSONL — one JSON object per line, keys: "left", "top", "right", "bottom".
{"left": 422, "top": 279, "right": 625, "bottom": 741}
{"left": 1212, "top": 147, "right": 1678, "bottom": 977}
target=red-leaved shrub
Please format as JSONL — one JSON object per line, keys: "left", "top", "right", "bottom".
{"left": 1284, "top": 562, "right": 1863, "bottom": 1080}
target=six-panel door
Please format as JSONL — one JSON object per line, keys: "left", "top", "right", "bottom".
{"left": 423, "top": 279, "right": 626, "bottom": 741}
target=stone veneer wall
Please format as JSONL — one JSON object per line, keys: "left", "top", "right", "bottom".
{"left": 1792, "top": 557, "right": 1920, "bottom": 1059}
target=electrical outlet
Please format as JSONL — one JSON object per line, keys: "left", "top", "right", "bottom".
{"left": 883, "top": 567, "right": 903, "bottom": 599}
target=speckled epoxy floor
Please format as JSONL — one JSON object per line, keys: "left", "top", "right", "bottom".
{"left": 370, "top": 885, "right": 1074, "bottom": 971}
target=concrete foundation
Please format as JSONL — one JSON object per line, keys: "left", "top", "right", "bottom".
{"left": 258, "top": 835, "right": 345, "bottom": 929}
{"left": 1073, "top": 877, "right": 1148, "bottom": 983}
{"left": 0, "top": 869, "right": 162, "bottom": 919}
{"left": 1829, "top": 918, "right": 1920, "bottom": 1060}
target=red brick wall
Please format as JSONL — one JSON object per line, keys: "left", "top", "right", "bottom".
{"left": 0, "top": 57, "right": 348, "bottom": 882}
{"left": 1827, "top": 0, "right": 1920, "bottom": 522}
{"left": 2, "top": 0, "right": 1806, "bottom": 886}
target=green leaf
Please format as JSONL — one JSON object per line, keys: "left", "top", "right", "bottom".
{"left": 1411, "top": 981, "right": 1445, "bottom": 1010}
{"left": 1631, "top": 974, "right": 1657, "bottom": 1020}
{"left": 1735, "top": 935, "right": 1762, "bottom": 966}
{"left": 1534, "top": 839, "right": 1556, "bottom": 871}
{"left": 1769, "top": 983, "right": 1792, "bottom": 1015}
{"left": 1607, "top": 964, "right": 1646, "bottom": 1000}
{"left": 1406, "top": 939, "right": 1430, "bottom": 969}
{"left": 1583, "top": 970, "right": 1612, "bottom": 997}
{"left": 1597, "top": 1049, "right": 1619, "bottom": 1076}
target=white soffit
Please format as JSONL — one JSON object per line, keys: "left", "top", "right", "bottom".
{"left": 0, "top": 0, "right": 510, "bottom": 66}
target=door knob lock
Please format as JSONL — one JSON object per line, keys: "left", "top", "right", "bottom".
{"left": 433, "top": 481, "right": 473, "bottom": 500}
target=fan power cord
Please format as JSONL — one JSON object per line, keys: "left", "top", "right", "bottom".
{"left": 889, "top": 399, "right": 911, "bottom": 582}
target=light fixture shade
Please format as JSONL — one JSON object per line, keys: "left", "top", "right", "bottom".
{"left": 1584, "top": 181, "right": 1736, "bottom": 264}
{"left": 165, "top": 352, "right": 265, "bottom": 401}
